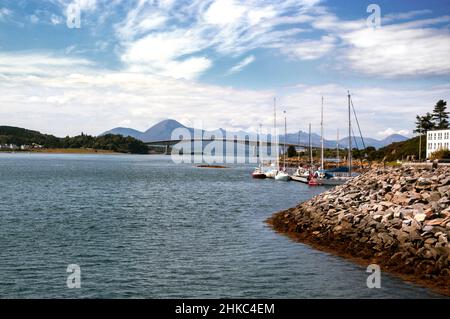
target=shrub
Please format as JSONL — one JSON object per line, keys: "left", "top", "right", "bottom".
{"left": 430, "top": 149, "right": 450, "bottom": 160}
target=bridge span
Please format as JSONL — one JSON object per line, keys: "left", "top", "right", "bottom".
{"left": 145, "top": 138, "right": 307, "bottom": 155}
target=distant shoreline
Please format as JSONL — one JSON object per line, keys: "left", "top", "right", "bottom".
{"left": 0, "top": 148, "right": 120, "bottom": 155}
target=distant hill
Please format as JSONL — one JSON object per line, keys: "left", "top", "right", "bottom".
{"left": 101, "top": 127, "right": 144, "bottom": 140}
{"left": 332, "top": 135, "right": 407, "bottom": 149}
{"left": 0, "top": 126, "right": 61, "bottom": 148}
{"left": 370, "top": 136, "right": 425, "bottom": 161}
{"left": 142, "top": 119, "right": 192, "bottom": 142}
{"left": 282, "top": 131, "right": 322, "bottom": 147}
{"left": 381, "top": 134, "right": 409, "bottom": 145}
{"left": 102, "top": 119, "right": 194, "bottom": 142}
{"left": 102, "top": 119, "right": 408, "bottom": 149}
{"left": 0, "top": 126, "right": 148, "bottom": 154}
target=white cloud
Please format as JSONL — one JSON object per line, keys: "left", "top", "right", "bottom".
{"left": 0, "top": 54, "right": 273, "bottom": 136}
{"left": 65, "top": 0, "right": 98, "bottom": 12}
{"left": 29, "top": 15, "right": 39, "bottom": 24}
{"left": 377, "top": 128, "right": 410, "bottom": 138}
{"left": 384, "top": 10, "right": 432, "bottom": 22}
{"left": 0, "top": 52, "right": 92, "bottom": 76}
{"left": 226, "top": 55, "right": 255, "bottom": 75}
{"left": 115, "top": 0, "right": 322, "bottom": 79}
{"left": 340, "top": 19, "right": 450, "bottom": 77}
{"left": 0, "top": 7, "right": 13, "bottom": 21}
{"left": 282, "top": 35, "right": 336, "bottom": 60}
{"left": 2, "top": 2, "right": 450, "bottom": 139}
{"left": 51, "top": 0, "right": 99, "bottom": 22}
{"left": 51, "top": 14, "right": 63, "bottom": 25}
{"left": 204, "top": 0, "right": 247, "bottom": 25}
{"left": 310, "top": 9, "right": 450, "bottom": 77}
{"left": 280, "top": 83, "right": 450, "bottom": 139}
{"left": 1, "top": 51, "right": 449, "bottom": 139}
{"left": 127, "top": 56, "right": 212, "bottom": 80}
{"left": 20, "top": 1, "right": 450, "bottom": 80}
{"left": 121, "top": 30, "right": 212, "bottom": 79}
{"left": 115, "top": 3, "right": 168, "bottom": 40}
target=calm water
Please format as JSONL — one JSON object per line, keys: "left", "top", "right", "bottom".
{"left": 0, "top": 153, "right": 443, "bottom": 298}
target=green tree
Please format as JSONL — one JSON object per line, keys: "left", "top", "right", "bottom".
{"left": 432, "top": 100, "right": 449, "bottom": 129}
{"left": 286, "top": 145, "right": 297, "bottom": 157}
{"left": 414, "top": 112, "right": 435, "bottom": 134}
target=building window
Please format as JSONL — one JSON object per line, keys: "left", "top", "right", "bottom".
{"left": 429, "top": 133, "right": 432, "bottom": 140}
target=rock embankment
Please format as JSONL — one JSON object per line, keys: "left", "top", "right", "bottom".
{"left": 268, "top": 166, "right": 450, "bottom": 295}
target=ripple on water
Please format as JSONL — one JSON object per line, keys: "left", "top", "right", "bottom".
{"left": 0, "top": 154, "right": 445, "bottom": 298}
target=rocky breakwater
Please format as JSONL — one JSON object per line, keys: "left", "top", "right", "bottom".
{"left": 268, "top": 166, "right": 450, "bottom": 295}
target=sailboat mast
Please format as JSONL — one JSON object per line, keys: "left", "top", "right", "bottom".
{"left": 337, "top": 128, "right": 340, "bottom": 166}
{"left": 260, "top": 123, "right": 263, "bottom": 163}
{"left": 274, "top": 97, "right": 278, "bottom": 169}
{"left": 309, "top": 123, "right": 312, "bottom": 166}
{"left": 321, "top": 96, "right": 324, "bottom": 171}
{"left": 284, "top": 110, "right": 287, "bottom": 170}
{"left": 257, "top": 123, "right": 261, "bottom": 165}
{"left": 348, "top": 91, "right": 352, "bottom": 176}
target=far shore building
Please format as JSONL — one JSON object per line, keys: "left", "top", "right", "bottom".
{"left": 427, "top": 129, "right": 450, "bottom": 158}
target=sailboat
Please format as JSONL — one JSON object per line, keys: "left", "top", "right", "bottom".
{"left": 310, "top": 92, "right": 355, "bottom": 186}
{"left": 265, "top": 97, "right": 279, "bottom": 179}
{"left": 291, "top": 123, "right": 313, "bottom": 183}
{"left": 275, "top": 110, "right": 290, "bottom": 181}
{"left": 308, "top": 97, "right": 325, "bottom": 186}
{"left": 291, "top": 167, "right": 310, "bottom": 183}
{"left": 252, "top": 124, "right": 267, "bottom": 179}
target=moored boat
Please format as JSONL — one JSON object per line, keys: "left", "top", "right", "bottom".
{"left": 274, "top": 110, "right": 290, "bottom": 182}
{"left": 252, "top": 167, "right": 267, "bottom": 179}
{"left": 265, "top": 168, "right": 278, "bottom": 178}
{"left": 311, "top": 170, "right": 350, "bottom": 186}
{"left": 291, "top": 167, "right": 311, "bottom": 183}
{"left": 291, "top": 175, "right": 309, "bottom": 183}
{"left": 275, "top": 170, "right": 290, "bottom": 181}
{"left": 308, "top": 177, "right": 320, "bottom": 186}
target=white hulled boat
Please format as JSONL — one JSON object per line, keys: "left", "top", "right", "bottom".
{"left": 291, "top": 167, "right": 310, "bottom": 183}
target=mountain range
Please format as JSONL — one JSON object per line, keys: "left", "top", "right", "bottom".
{"left": 101, "top": 119, "right": 408, "bottom": 149}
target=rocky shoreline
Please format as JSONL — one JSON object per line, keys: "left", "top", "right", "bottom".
{"left": 267, "top": 166, "right": 450, "bottom": 296}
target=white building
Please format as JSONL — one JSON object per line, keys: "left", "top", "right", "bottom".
{"left": 427, "top": 129, "right": 450, "bottom": 158}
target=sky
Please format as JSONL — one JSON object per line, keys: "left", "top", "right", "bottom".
{"left": 0, "top": 0, "right": 449, "bottom": 139}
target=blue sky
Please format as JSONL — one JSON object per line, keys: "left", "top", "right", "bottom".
{"left": 0, "top": 0, "right": 449, "bottom": 138}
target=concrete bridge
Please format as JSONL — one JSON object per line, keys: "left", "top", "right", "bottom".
{"left": 145, "top": 138, "right": 306, "bottom": 155}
